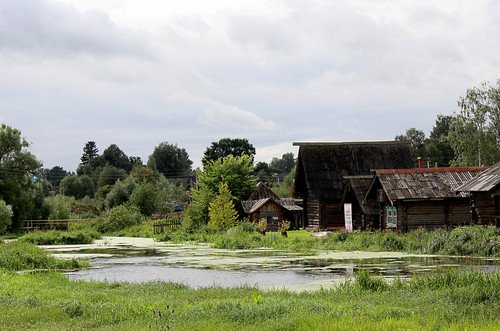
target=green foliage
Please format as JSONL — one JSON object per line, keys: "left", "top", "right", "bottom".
{"left": 130, "top": 182, "right": 157, "bottom": 216}
{"left": 0, "top": 199, "right": 13, "bottom": 234}
{"left": 273, "top": 166, "right": 296, "bottom": 198}
{"left": 95, "top": 205, "right": 143, "bottom": 233}
{"left": 395, "top": 127, "right": 427, "bottom": 161}
{"left": 449, "top": 80, "right": 500, "bottom": 166}
{"left": 355, "top": 270, "right": 388, "bottom": 292}
{"left": 80, "top": 141, "right": 99, "bottom": 165}
{"left": 18, "top": 229, "right": 102, "bottom": 245}
{"left": 202, "top": 137, "right": 256, "bottom": 166}
{"left": 101, "top": 144, "right": 133, "bottom": 172}
{"left": 155, "top": 175, "right": 176, "bottom": 215}
{"left": 208, "top": 183, "right": 238, "bottom": 232}
{"left": 43, "top": 166, "right": 68, "bottom": 189}
{"left": 279, "top": 220, "right": 290, "bottom": 236}
{"left": 97, "top": 164, "right": 127, "bottom": 187}
{"left": 44, "top": 195, "right": 75, "bottom": 220}
{"left": 198, "top": 154, "right": 255, "bottom": 203}
{"left": 0, "top": 123, "right": 42, "bottom": 229}
{"left": 256, "top": 218, "right": 267, "bottom": 235}
{"left": 60, "top": 175, "right": 95, "bottom": 199}
{"left": 269, "top": 152, "right": 295, "bottom": 175}
{"left": 184, "top": 185, "right": 215, "bottom": 230}
{"left": 147, "top": 141, "right": 192, "bottom": 177}
{"left": 105, "top": 180, "right": 130, "bottom": 209}
{"left": 0, "top": 241, "right": 84, "bottom": 271}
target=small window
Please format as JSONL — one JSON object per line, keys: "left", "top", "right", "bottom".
{"left": 386, "top": 205, "right": 397, "bottom": 228}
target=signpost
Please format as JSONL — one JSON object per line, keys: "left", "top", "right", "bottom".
{"left": 344, "top": 203, "right": 353, "bottom": 232}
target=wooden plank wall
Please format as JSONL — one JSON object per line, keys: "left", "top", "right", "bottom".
{"left": 448, "top": 202, "right": 471, "bottom": 226}
{"left": 405, "top": 202, "right": 446, "bottom": 230}
{"left": 322, "top": 201, "right": 344, "bottom": 229}
{"left": 305, "top": 197, "right": 320, "bottom": 229}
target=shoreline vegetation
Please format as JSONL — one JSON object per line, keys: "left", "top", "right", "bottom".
{"left": 15, "top": 223, "right": 500, "bottom": 257}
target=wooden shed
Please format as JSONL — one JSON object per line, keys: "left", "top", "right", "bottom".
{"left": 456, "top": 162, "right": 500, "bottom": 226}
{"left": 292, "top": 141, "right": 413, "bottom": 231}
{"left": 241, "top": 182, "right": 303, "bottom": 231}
{"left": 340, "top": 175, "right": 377, "bottom": 230}
{"left": 363, "top": 167, "right": 487, "bottom": 231}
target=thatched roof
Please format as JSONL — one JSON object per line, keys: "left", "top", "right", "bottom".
{"left": 456, "top": 162, "right": 500, "bottom": 192}
{"left": 293, "top": 141, "right": 413, "bottom": 200}
{"left": 367, "top": 167, "right": 487, "bottom": 202}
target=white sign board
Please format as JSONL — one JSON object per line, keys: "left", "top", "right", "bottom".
{"left": 344, "top": 203, "right": 353, "bottom": 232}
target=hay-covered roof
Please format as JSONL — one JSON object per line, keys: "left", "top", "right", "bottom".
{"left": 293, "top": 141, "right": 413, "bottom": 200}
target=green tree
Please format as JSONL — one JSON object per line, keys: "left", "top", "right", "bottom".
{"left": 43, "top": 166, "right": 68, "bottom": 188}
{"left": 155, "top": 175, "right": 176, "bottom": 215}
{"left": 0, "top": 199, "right": 13, "bottom": 234}
{"left": 208, "top": 183, "right": 238, "bottom": 232}
{"left": 60, "top": 175, "right": 95, "bottom": 199}
{"left": 269, "top": 152, "right": 295, "bottom": 175}
{"left": 97, "top": 164, "right": 127, "bottom": 187}
{"left": 105, "top": 180, "right": 130, "bottom": 209}
{"left": 273, "top": 166, "right": 296, "bottom": 198}
{"left": 425, "top": 115, "right": 455, "bottom": 167}
{"left": 184, "top": 185, "right": 215, "bottom": 230}
{"left": 147, "top": 142, "right": 192, "bottom": 177}
{"left": 0, "top": 124, "right": 42, "bottom": 229}
{"left": 449, "top": 80, "right": 500, "bottom": 166}
{"left": 101, "top": 144, "right": 133, "bottom": 172}
{"left": 197, "top": 154, "right": 255, "bottom": 204}
{"left": 80, "top": 141, "right": 99, "bottom": 165}
{"left": 130, "top": 182, "right": 157, "bottom": 216}
{"left": 395, "top": 128, "right": 427, "bottom": 161}
{"left": 202, "top": 138, "right": 256, "bottom": 166}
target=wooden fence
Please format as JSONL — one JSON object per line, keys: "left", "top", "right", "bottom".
{"left": 153, "top": 218, "right": 182, "bottom": 234}
{"left": 22, "top": 219, "right": 89, "bottom": 232}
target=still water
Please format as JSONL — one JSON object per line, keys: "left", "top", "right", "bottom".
{"left": 54, "top": 238, "right": 499, "bottom": 291}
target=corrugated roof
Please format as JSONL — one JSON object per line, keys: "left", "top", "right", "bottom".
{"left": 374, "top": 167, "right": 485, "bottom": 201}
{"left": 456, "top": 162, "right": 500, "bottom": 192}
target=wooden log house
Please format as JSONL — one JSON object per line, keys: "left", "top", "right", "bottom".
{"left": 241, "top": 182, "right": 303, "bottom": 231}
{"left": 456, "top": 162, "right": 500, "bottom": 226}
{"left": 363, "top": 167, "right": 487, "bottom": 231}
{"left": 292, "top": 141, "right": 413, "bottom": 231}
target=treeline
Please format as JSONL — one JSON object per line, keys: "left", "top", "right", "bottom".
{"left": 396, "top": 80, "right": 500, "bottom": 167}
{"left": 0, "top": 130, "right": 296, "bottom": 233}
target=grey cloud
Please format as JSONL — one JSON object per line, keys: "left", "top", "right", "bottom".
{"left": 0, "top": 0, "right": 153, "bottom": 58}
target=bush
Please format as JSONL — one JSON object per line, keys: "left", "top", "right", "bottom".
{"left": 130, "top": 182, "right": 157, "bottom": 216}
{"left": 0, "top": 199, "right": 13, "bottom": 234}
{"left": 95, "top": 205, "right": 143, "bottom": 233}
{"left": 355, "top": 270, "right": 388, "bottom": 292}
{"left": 44, "top": 195, "right": 75, "bottom": 220}
{"left": 105, "top": 180, "right": 130, "bottom": 209}
{"left": 208, "top": 183, "right": 238, "bottom": 232}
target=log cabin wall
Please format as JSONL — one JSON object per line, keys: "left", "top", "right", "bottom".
{"left": 321, "top": 200, "right": 344, "bottom": 229}
{"left": 471, "top": 192, "right": 497, "bottom": 225}
{"left": 250, "top": 202, "right": 284, "bottom": 231}
{"left": 448, "top": 200, "right": 472, "bottom": 226}
{"left": 305, "top": 197, "right": 320, "bottom": 229}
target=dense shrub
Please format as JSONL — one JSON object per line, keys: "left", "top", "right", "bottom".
{"left": 44, "top": 195, "right": 75, "bottom": 220}
{"left": 208, "top": 183, "right": 238, "bottom": 232}
{"left": 0, "top": 199, "right": 13, "bottom": 234}
{"left": 95, "top": 205, "right": 143, "bottom": 233}
{"left": 130, "top": 182, "right": 157, "bottom": 216}
{"left": 105, "top": 180, "right": 130, "bottom": 209}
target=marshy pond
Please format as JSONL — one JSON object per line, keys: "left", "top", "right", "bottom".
{"left": 45, "top": 237, "right": 500, "bottom": 292}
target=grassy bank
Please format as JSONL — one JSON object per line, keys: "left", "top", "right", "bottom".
{"left": 0, "top": 269, "right": 498, "bottom": 330}
{"left": 0, "top": 241, "right": 88, "bottom": 271}
{"left": 155, "top": 225, "right": 500, "bottom": 257}
{"left": 18, "top": 229, "right": 102, "bottom": 245}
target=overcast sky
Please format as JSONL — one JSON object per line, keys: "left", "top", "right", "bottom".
{"left": 1, "top": 0, "right": 499, "bottom": 171}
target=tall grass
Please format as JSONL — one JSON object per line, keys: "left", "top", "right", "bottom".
{"left": 154, "top": 225, "right": 500, "bottom": 257}
{"left": 0, "top": 269, "right": 498, "bottom": 330}
{"left": 18, "top": 229, "right": 102, "bottom": 245}
{"left": 0, "top": 241, "right": 87, "bottom": 271}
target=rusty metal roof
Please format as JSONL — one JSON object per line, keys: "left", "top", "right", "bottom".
{"left": 456, "top": 162, "right": 500, "bottom": 192}
{"left": 374, "top": 167, "right": 486, "bottom": 201}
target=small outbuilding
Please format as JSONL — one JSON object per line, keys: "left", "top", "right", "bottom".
{"left": 456, "top": 162, "right": 500, "bottom": 226}
{"left": 363, "top": 167, "right": 487, "bottom": 231}
{"left": 241, "top": 182, "right": 303, "bottom": 231}
{"left": 340, "top": 175, "right": 377, "bottom": 230}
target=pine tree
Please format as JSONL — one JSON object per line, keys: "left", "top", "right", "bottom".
{"left": 208, "top": 183, "right": 238, "bottom": 232}
{"left": 81, "top": 141, "right": 99, "bottom": 165}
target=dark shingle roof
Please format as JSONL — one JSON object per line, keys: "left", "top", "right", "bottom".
{"left": 293, "top": 141, "right": 413, "bottom": 200}
{"left": 373, "top": 167, "right": 487, "bottom": 201}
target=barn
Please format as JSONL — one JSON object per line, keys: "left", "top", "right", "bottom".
{"left": 456, "top": 162, "right": 500, "bottom": 226}
{"left": 363, "top": 167, "right": 487, "bottom": 231}
{"left": 292, "top": 141, "right": 413, "bottom": 231}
